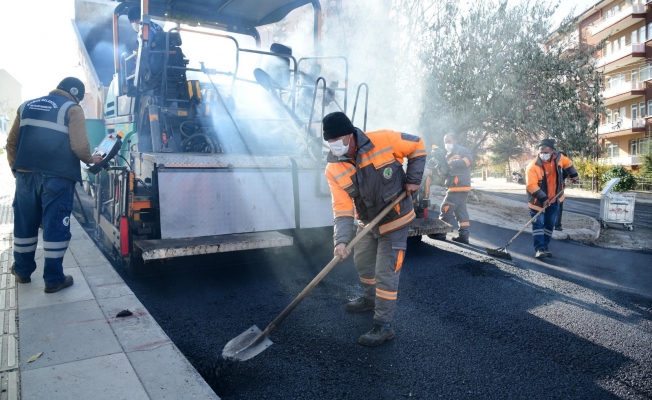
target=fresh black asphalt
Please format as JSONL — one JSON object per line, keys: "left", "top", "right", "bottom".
{"left": 72, "top": 193, "right": 652, "bottom": 399}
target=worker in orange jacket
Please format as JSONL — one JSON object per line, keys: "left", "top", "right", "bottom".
{"left": 323, "top": 112, "right": 426, "bottom": 347}
{"left": 525, "top": 138, "right": 578, "bottom": 259}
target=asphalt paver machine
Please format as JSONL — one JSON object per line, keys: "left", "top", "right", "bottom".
{"left": 73, "top": 0, "right": 451, "bottom": 274}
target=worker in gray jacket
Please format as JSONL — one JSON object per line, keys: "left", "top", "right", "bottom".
{"left": 437, "top": 133, "right": 473, "bottom": 244}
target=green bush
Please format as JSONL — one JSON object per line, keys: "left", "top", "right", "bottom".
{"left": 600, "top": 165, "right": 637, "bottom": 192}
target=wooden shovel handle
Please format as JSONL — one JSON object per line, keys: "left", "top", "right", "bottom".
{"left": 260, "top": 191, "right": 409, "bottom": 337}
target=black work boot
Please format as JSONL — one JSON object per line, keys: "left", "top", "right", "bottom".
{"left": 345, "top": 297, "right": 374, "bottom": 313}
{"left": 452, "top": 236, "right": 469, "bottom": 244}
{"left": 358, "top": 323, "right": 395, "bottom": 347}
{"left": 44, "top": 275, "right": 74, "bottom": 294}
{"left": 10, "top": 264, "right": 31, "bottom": 284}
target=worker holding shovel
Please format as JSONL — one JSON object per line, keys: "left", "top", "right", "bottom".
{"left": 323, "top": 112, "right": 426, "bottom": 347}
{"left": 525, "top": 139, "right": 578, "bottom": 259}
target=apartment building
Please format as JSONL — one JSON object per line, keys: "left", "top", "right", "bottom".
{"left": 577, "top": 0, "right": 652, "bottom": 169}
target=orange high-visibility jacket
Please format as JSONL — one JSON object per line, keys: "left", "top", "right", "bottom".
{"left": 525, "top": 151, "right": 578, "bottom": 211}
{"left": 325, "top": 129, "right": 426, "bottom": 246}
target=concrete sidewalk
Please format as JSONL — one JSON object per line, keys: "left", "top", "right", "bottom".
{"left": 0, "top": 163, "right": 218, "bottom": 400}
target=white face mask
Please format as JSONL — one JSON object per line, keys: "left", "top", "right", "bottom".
{"left": 539, "top": 153, "right": 552, "bottom": 162}
{"left": 131, "top": 22, "right": 141, "bottom": 32}
{"left": 329, "top": 138, "right": 349, "bottom": 157}
{"left": 445, "top": 143, "right": 454, "bottom": 152}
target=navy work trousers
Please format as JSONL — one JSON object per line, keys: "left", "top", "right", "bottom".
{"left": 13, "top": 172, "right": 74, "bottom": 286}
{"left": 530, "top": 202, "right": 559, "bottom": 252}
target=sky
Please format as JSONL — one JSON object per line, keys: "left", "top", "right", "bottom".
{"left": 0, "top": 0, "right": 599, "bottom": 103}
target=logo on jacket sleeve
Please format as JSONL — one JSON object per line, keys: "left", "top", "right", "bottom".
{"left": 63, "top": 216, "right": 70, "bottom": 227}
{"left": 383, "top": 167, "right": 393, "bottom": 179}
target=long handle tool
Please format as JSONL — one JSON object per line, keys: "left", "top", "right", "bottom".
{"left": 222, "top": 191, "right": 408, "bottom": 362}
{"left": 485, "top": 190, "right": 564, "bottom": 261}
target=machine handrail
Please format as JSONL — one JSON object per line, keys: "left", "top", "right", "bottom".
{"left": 351, "top": 83, "right": 369, "bottom": 132}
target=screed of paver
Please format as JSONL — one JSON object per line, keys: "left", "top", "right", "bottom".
{"left": 21, "top": 353, "right": 149, "bottom": 400}
{"left": 127, "top": 343, "right": 219, "bottom": 400}
{"left": 18, "top": 299, "right": 122, "bottom": 370}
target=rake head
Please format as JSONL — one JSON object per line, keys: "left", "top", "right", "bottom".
{"left": 485, "top": 247, "right": 512, "bottom": 260}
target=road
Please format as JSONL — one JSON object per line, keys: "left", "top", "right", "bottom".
{"left": 86, "top": 225, "right": 650, "bottom": 399}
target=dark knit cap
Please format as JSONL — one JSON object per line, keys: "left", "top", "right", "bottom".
{"left": 57, "top": 77, "right": 85, "bottom": 102}
{"left": 322, "top": 112, "right": 355, "bottom": 140}
{"left": 538, "top": 138, "right": 556, "bottom": 149}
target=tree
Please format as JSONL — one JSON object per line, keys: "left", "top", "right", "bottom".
{"left": 0, "top": 98, "right": 17, "bottom": 120}
{"left": 418, "top": 0, "right": 603, "bottom": 158}
{"left": 488, "top": 133, "right": 525, "bottom": 174}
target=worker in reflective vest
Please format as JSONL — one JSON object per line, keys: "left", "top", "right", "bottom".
{"left": 323, "top": 112, "right": 426, "bottom": 347}
{"left": 6, "top": 77, "right": 102, "bottom": 293}
{"left": 525, "top": 138, "right": 578, "bottom": 259}
{"left": 438, "top": 133, "right": 473, "bottom": 244}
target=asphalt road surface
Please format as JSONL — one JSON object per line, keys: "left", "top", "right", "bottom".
{"left": 71, "top": 187, "right": 652, "bottom": 399}
{"left": 96, "top": 225, "right": 650, "bottom": 400}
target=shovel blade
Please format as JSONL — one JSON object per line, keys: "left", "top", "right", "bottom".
{"left": 222, "top": 325, "right": 273, "bottom": 362}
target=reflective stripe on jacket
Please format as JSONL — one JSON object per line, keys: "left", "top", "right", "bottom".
{"left": 445, "top": 144, "right": 473, "bottom": 192}
{"left": 325, "top": 129, "right": 426, "bottom": 245}
{"left": 525, "top": 151, "right": 578, "bottom": 211}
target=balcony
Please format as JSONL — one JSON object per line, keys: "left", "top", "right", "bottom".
{"left": 598, "top": 117, "right": 646, "bottom": 137}
{"left": 601, "top": 81, "right": 645, "bottom": 105}
{"left": 590, "top": 4, "right": 646, "bottom": 40}
{"left": 598, "top": 155, "right": 642, "bottom": 165}
{"left": 594, "top": 43, "right": 645, "bottom": 72}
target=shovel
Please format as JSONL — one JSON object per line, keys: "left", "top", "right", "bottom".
{"left": 222, "top": 191, "right": 408, "bottom": 361}
{"left": 485, "top": 190, "right": 564, "bottom": 260}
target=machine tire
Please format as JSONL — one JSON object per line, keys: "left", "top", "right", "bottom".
{"left": 407, "top": 235, "right": 423, "bottom": 244}
{"left": 124, "top": 252, "right": 145, "bottom": 278}
{"left": 427, "top": 233, "right": 447, "bottom": 241}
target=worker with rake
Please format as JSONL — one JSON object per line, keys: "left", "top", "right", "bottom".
{"left": 525, "top": 138, "right": 578, "bottom": 259}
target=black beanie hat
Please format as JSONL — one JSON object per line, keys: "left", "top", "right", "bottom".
{"left": 57, "top": 77, "right": 85, "bottom": 102}
{"left": 538, "top": 138, "right": 555, "bottom": 149}
{"left": 322, "top": 112, "right": 355, "bottom": 140}
{"left": 128, "top": 6, "right": 141, "bottom": 21}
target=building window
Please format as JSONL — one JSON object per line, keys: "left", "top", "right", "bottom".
{"left": 641, "top": 102, "right": 646, "bottom": 118}
{"left": 606, "top": 109, "right": 612, "bottom": 124}
{"left": 632, "top": 104, "right": 638, "bottom": 119}
{"left": 649, "top": 22, "right": 652, "bottom": 40}
{"left": 632, "top": 31, "right": 638, "bottom": 44}
{"left": 630, "top": 139, "right": 638, "bottom": 155}
{"left": 641, "top": 26, "right": 647, "bottom": 42}
{"left": 641, "top": 138, "right": 652, "bottom": 154}
{"left": 632, "top": 69, "right": 639, "bottom": 82}
{"left": 607, "top": 142, "right": 619, "bottom": 158}
{"left": 648, "top": 100, "right": 652, "bottom": 116}
{"left": 620, "top": 36, "right": 626, "bottom": 49}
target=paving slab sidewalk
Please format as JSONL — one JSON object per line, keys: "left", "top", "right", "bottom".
{"left": 0, "top": 162, "right": 218, "bottom": 400}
